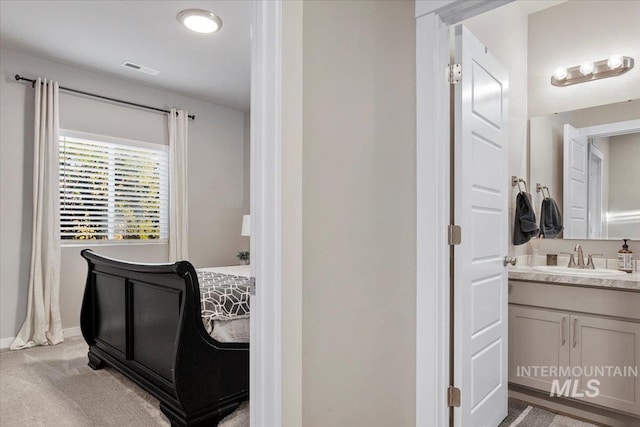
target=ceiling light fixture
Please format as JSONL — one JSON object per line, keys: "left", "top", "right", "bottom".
{"left": 177, "top": 9, "right": 222, "bottom": 34}
{"left": 550, "top": 56, "right": 634, "bottom": 87}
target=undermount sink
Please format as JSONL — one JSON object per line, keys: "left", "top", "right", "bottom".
{"left": 532, "top": 265, "right": 627, "bottom": 277}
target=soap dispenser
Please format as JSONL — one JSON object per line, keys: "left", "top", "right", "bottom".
{"left": 618, "top": 239, "right": 633, "bottom": 273}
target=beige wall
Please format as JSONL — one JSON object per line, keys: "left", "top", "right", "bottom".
{"left": 242, "top": 111, "right": 251, "bottom": 252}
{"left": 0, "top": 48, "right": 247, "bottom": 342}
{"left": 299, "top": 1, "right": 416, "bottom": 425}
{"left": 243, "top": 111, "right": 251, "bottom": 215}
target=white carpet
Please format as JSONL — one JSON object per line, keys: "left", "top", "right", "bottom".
{"left": 0, "top": 336, "right": 248, "bottom": 426}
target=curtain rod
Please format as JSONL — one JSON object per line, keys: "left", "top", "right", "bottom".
{"left": 14, "top": 74, "right": 195, "bottom": 121}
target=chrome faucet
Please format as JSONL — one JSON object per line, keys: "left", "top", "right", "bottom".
{"left": 574, "top": 244, "right": 585, "bottom": 268}
{"left": 562, "top": 245, "right": 602, "bottom": 269}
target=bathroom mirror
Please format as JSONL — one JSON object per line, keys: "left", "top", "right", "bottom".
{"left": 530, "top": 99, "right": 640, "bottom": 240}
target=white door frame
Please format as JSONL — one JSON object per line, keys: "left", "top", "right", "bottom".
{"left": 251, "top": 1, "right": 282, "bottom": 426}
{"left": 587, "top": 143, "right": 604, "bottom": 239}
{"left": 415, "top": 1, "right": 513, "bottom": 425}
{"left": 578, "top": 119, "right": 640, "bottom": 139}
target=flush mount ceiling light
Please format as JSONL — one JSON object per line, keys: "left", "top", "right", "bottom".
{"left": 551, "top": 55, "right": 634, "bottom": 87}
{"left": 177, "top": 9, "right": 222, "bottom": 34}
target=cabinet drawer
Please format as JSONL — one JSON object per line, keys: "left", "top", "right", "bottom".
{"left": 509, "top": 280, "right": 640, "bottom": 320}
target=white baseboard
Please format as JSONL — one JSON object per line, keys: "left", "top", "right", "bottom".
{"left": 63, "top": 327, "right": 82, "bottom": 339}
{"left": 0, "top": 336, "right": 14, "bottom": 351}
{"left": 0, "top": 326, "right": 83, "bottom": 351}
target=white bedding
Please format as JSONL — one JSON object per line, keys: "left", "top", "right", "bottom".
{"left": 199, "top": 265, "right": 250, "bottom": 343}
{"left": 200, "top": 265, "right": 251, "bottom": 278}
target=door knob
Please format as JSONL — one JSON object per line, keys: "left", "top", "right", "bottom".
{"left": 503, "top": 256, "right": 517, "bottom": 266}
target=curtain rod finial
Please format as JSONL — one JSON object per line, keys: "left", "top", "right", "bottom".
{"left": 14, "top": 74, "right": 20, "bottom": 81}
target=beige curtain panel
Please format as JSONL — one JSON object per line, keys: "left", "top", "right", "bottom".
{"left": 11, "top": 78, "right": 63, "bottom": 350}
{"left": 168, "top": 108, "right": 189, "bottom": 262}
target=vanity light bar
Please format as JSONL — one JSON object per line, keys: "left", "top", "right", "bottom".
{"left": 551, "top": 56, "right": 634, "bottom": 87}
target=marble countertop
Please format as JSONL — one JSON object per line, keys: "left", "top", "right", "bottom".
{"left": 508, "top": 266, "right": 640, "bottom": 291}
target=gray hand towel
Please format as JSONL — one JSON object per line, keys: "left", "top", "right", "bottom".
{"left": 514, "top": 192, "right": 539, "bottom": 245}
{"left": 539, "top": 197, "right": 563, "bottom": 238}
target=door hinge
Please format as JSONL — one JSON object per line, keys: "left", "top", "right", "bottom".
{"left": 447, "top": 63, "right": 461, "bottom": 84}
{"left": 448, "top": 224, "right": 462, "bottom": 245}
{"left": 249, "top": 277, "right": 256, "bottom": 296}
{"left": 447, "top": 386, "right": 461, "bottom": 407}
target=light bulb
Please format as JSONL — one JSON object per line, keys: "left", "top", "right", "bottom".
{"left": 184, "top": 16, "right": 218, "bottom": 33}
{"left": 607, "top": 55, "right": 623, "bottom": 70}
{"left": 177, "top": 9, "right": 222, "bottom": 34}
{"left": 553, "top": 67, "right": 568, "bottom": 81}
{"left": 579, "top": 61, "right": 595, "bottom": 76}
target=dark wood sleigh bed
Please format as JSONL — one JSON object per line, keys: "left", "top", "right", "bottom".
{"left": 79, "top": 250, "right": 249, "bottom": 426}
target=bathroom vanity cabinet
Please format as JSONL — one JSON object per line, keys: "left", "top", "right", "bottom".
{"left": 508, "top": 278, "right": 640, "bottom": 417}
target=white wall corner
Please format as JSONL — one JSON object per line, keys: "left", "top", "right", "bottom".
{"left": 416, "top": 11, "right": 451, "bottom": 427}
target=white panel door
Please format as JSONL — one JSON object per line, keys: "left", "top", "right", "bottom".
{"left": 563, "top": 124, "right": 588, "bottom": 238}
{"left": 453, "top": 25, "right": 509, "bottom": 427}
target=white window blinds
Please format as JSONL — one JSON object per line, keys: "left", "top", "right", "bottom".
{"left": 59, "top": 132, "right": 168, "bottom": 242}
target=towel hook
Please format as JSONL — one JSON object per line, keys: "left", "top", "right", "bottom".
{"left": 512, "top": 176, "right": 528, "bottom": 193}
{"left": 536, "top": 183, "right": 551, "bottom": 199}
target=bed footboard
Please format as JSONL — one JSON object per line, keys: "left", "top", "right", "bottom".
{"left": 80, "top": 250, "right": 249, "bottom": 426}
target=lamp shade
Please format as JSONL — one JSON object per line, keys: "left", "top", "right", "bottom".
{"left": 241, "top": 215, "right": 250, "bottom": 237}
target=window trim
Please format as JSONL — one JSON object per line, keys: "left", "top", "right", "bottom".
{"left": 58, "top": 129, "right": 169, "bottom": 246}
{"left": 59, "top": 129, "right": 167, "bottom": 152}
{"left": 61, "top": 239, "right": 168, "bottom": 248}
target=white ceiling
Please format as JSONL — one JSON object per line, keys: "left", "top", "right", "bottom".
{"left": 517, "top": 0, "right": 568, "bottom": 16}
{"left": 0, "top": 1, "right": 252, "bottom": 112}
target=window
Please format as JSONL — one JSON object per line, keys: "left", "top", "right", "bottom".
{"left": 59, "top": 131, "right": 168, "bottom": 242}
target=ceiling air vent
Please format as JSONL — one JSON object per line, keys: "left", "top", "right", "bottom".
{"left": 120, "top": 61, "right": 160, "bottom": 76}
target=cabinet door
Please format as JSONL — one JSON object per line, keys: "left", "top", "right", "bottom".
{"left": 571, "top": 315, "right": 640, "bottom": 416}
{"left": 509, "top": 305, "right": 570, "bottom": 392}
